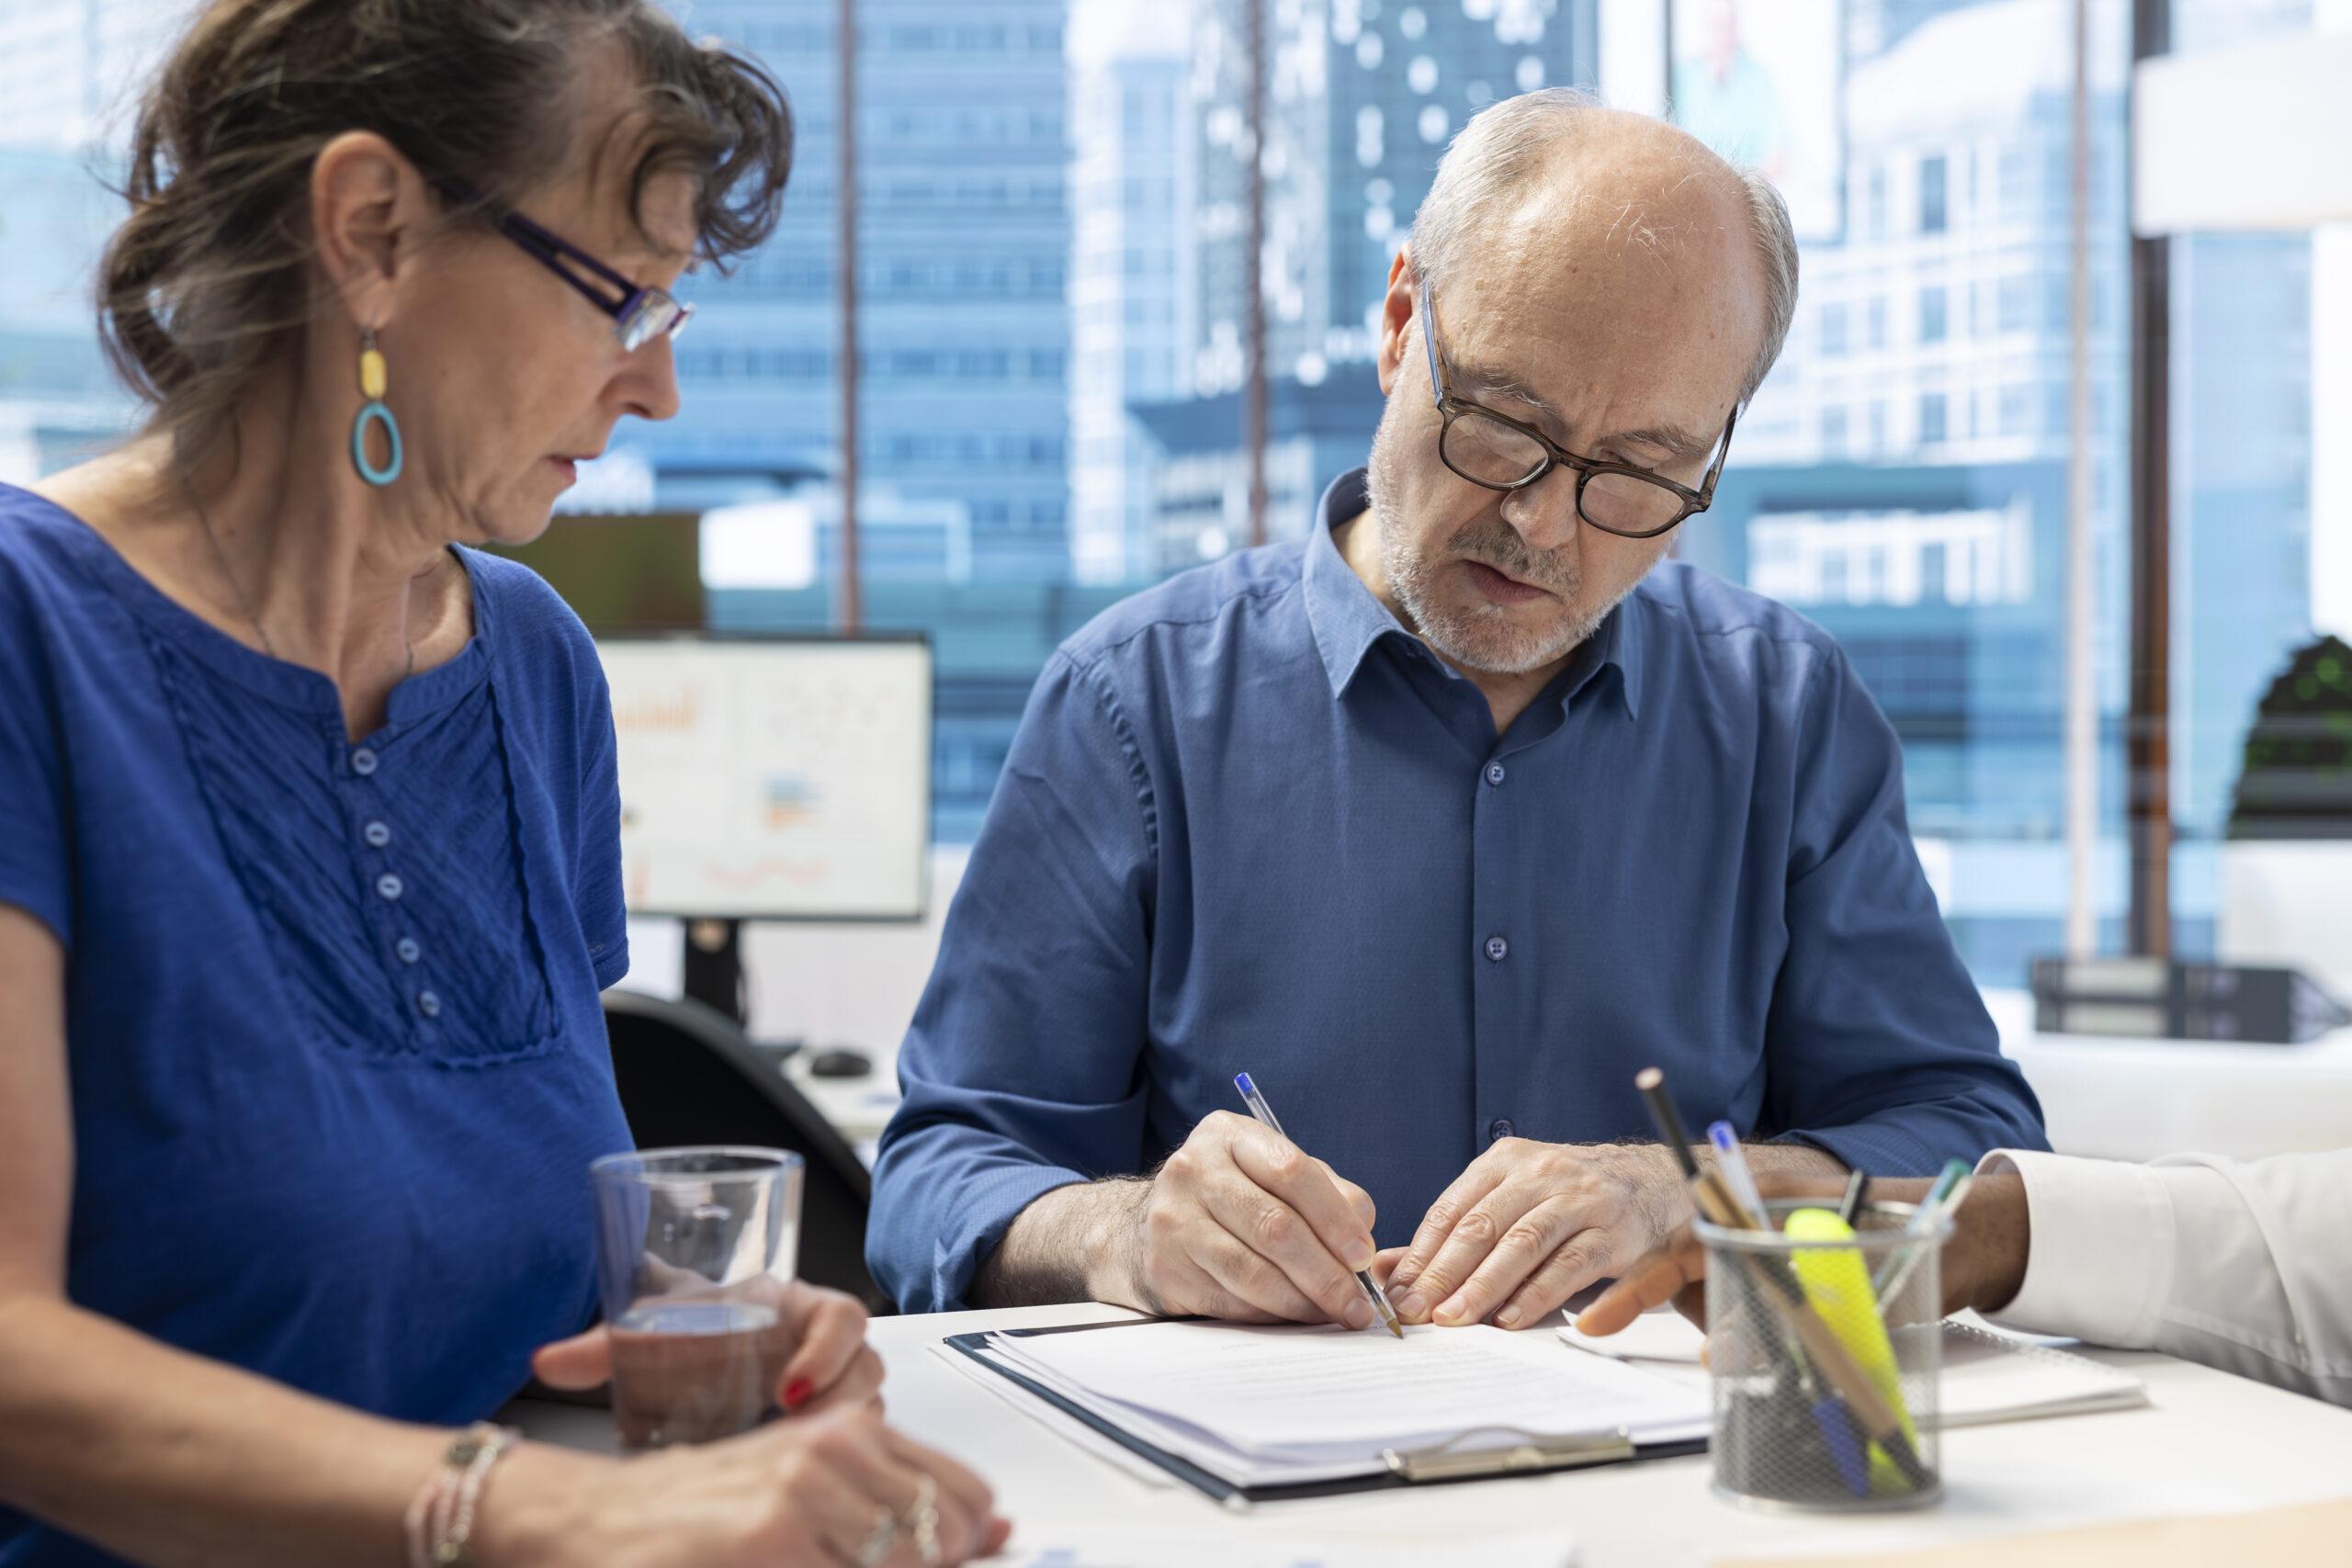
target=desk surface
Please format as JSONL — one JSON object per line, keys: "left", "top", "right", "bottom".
{"left": 514, "top": 1303, "right": 2352, "bottom": 1565}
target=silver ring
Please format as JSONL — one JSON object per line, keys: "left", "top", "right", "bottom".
{"left": 854, "top": 1504, "right": 898, "bottom": 1568}
{"left": 904, "top": 1474, "right": 941, "bottom": 1567}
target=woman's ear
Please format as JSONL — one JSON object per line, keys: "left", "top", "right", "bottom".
{"left": 310, "top": 130, "right": 435, "bottom": 332}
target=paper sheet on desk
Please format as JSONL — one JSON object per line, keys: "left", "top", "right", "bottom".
{"left": 978, "top": 1525, "right": 1577, "bottom": 1567}
{"left": 984, "top": 1320, "right": 1707, "bottom": 1486}
{"left": 1558, "top": 1312, "right": 2147, "bottom": 1427}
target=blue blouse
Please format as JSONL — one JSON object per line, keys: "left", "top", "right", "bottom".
{"left": 0, "top": 486, "right": 635, "bottom": 1568}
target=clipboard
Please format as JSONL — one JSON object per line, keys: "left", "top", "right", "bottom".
{"left": 942, "top": 1318, "right": 1710, "bottom": 1505}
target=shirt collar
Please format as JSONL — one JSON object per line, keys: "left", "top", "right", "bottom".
{"left": 1302, "top": 466, "right": 1645, "bottom": 722}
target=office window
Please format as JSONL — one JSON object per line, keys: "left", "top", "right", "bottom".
{"left": 1917, "top": 391, "right": 1948, "bottom": 445}
{"left": 1866, "top": 296, "right": 1888, "bottom": 351}
{"left": 1918, "top": 287, "right": 1948, "bottom": 344}
{"left": 1819, "top": 302, "right": 1849, "bottom": 356}
{"left": 1919, "top": 154, "right": 1949, "bottom": 234}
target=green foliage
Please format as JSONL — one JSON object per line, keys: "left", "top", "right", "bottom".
{"left": 2229, "top": 634, "right": 2352, "bottom": 840}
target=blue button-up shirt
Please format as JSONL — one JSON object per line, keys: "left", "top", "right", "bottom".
{"left": 869, "top": 468, "right": 2046, "bottom": 1313}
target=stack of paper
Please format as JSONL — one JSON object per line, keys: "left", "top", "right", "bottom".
{"left": 1557, "top": 1310, "right": 2147, "bottom": 1427}
{"left": 977, "top": 1319, "right": 1710, "bottom": 1490}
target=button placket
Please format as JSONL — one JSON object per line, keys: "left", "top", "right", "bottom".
{"left": 346, "top": 740, "right": 434, "bottom": 1025}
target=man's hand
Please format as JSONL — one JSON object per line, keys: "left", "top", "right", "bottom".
{"left": 1110, "top": 1111, "right": 1382, "bottom": 1327}
{"left": 1379, "top": 1141, "right": 1690, "bottom": 1330}
{"left": 1576, "top": 1170, "right": 2035, "bottom": 1337}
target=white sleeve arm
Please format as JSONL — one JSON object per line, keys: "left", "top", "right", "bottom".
{"left": 1979, "top": 1146, "right": 2352, "bottom": 1408}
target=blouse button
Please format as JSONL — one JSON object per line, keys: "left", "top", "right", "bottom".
{"left": 364, "top": 820, "right": 391, "bottom": 849}
{"left": 396, "top": 937, "right": 422, "bottom": 964}
{"left": 376, "top": 874, "right": 404, "bottom": 902}
{"left": 351, "top": 748, "right": 379, "bottom": 776}
{"left": 416, "top": 990, "right": 442, "bottom": 1020}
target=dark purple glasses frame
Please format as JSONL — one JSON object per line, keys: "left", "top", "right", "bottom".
{"left": 440, "top": 181, "right": 692, "bottom": 352}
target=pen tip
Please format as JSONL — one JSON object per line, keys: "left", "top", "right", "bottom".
{"left": 1387, "top": 1318, "right": 1405, "bottom": 1339}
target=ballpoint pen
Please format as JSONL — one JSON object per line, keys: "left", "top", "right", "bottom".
{"left": 1232, "top": 1072, "right": 1404, "bottom": 1338}
{"left": 1706, "top": 1121, "right": 1769, "bottom": 1225}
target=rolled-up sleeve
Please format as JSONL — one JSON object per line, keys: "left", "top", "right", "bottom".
{"left": 867, "top": 651, "right": 1159, "bottom": 1313}
{"left": 1758, "top": 647, "right": 2048, "bottom": 1173}
{"left": 0, "top": 571, "right": 70, "bottom": 950}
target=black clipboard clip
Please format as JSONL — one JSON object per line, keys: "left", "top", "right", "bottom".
{"left": 1382, "top": 1425, "right": 1638, "bottom": 1483}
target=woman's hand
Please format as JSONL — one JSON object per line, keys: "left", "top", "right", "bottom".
{"left": 478, "top": 1408, "right": 1012, "bottom": 1568}
{"left": 531, "top": 1279, "right": 884, "bottom": 1418}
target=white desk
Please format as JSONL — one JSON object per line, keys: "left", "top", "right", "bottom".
{"left": 1983, "top": 987, "right": 2352, "bottom": 1163}
{"left": 513, "top": 1303, "right": 2352, "bottom": 1565}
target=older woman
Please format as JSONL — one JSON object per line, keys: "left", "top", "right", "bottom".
{"left": 0, "top": 2, "right": 1005, "bottom": 1565}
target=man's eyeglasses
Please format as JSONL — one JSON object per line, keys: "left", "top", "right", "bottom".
{"left": 1419, "top": 277, "right": 1736, "bottom": 540}
{"left": 442, "top": 182, "right": 694, "bottom": 353}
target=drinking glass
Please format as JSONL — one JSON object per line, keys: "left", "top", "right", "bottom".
{"left": 590, "top": 1145, "right": 805, "bottom": 1450}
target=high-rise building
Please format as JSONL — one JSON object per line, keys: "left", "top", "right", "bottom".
{"left": 0, "top": 0, "right": 168, "bottom": 483}
{"left": 1675, "top": 0, "right": 2316, "bottom": 971}
{"left": 1068, "top": 15, "right": 1195, "bottom": 584}
{"left": 0, "top": 0, "right": 175, "bottom": 153}
{"left": 1148, "top": 0, "right": 1599, "bottom": 567}
{"left": 648, "top": 3, "right": 1073, "bottom": 582}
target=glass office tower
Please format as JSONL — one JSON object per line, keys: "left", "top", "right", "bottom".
{"left": 653, "top": 2, "right": 1074, "bottom": 583}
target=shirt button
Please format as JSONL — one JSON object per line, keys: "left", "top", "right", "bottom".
{"left": 364, "top": 820, "right": 391, "bottom": 849}
{"left": 1485, "top": 761, "right": 1507, "bottom": 786}
{"left": 376, "top": 874, "right": 404, "bottom": 901}
{"left": 351, "top": 748, "right": 379, "bottom": 776}
{"left": 1488, "top": 1118, "right": 1516, "bottom": 1141}
{"left": 416, "top": 990, "right": 442, "bottom": 1019}
{"left": 396, "top": 937, "right": 422, "bottom": 964}
{"left": 1485, "top": 934, "right": 1510, "bottom": 963}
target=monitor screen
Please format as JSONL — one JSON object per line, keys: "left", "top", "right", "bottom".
{"left": 598, "top": 637, "right": 932, "bottom": 920}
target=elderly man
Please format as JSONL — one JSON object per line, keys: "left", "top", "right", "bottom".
{"left": 868, "top": 93, "right": 2046, "bottom": 1325}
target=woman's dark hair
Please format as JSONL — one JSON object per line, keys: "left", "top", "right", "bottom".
{"left": 97, "top": 0, "right": 794, "bottom": 477}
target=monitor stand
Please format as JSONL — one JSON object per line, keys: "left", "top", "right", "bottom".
{"left": 680, "top": 918, "right": 806, "bottom": 1065}
{"left": 682, "top": 917, "right": 748, "bottom": 1028}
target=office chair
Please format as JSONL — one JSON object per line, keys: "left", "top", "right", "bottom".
{"left": 600, "top": 989, "right": 892, "bottom": 1314}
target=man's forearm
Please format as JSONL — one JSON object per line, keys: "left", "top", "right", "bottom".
{"left": 1736, "top": 1143, "right": 1848, "bottom": 1181}
{"left": 968, "top": 1178, "right": 1153, "bottom": 1310}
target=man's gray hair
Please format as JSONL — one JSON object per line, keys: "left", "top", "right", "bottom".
{"left": 1407, "top": 87, "right": 1800, "bottom": 408}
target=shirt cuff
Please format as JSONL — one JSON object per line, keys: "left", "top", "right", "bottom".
{"left": 1979, "top": 1147, "right": 2177, "bottom": 1349}
{"left": 1770, "top": 1119, "right": 1939, "bottom": 1178}
{"left": 921, "top": 1163, "right": 1098, "bottom": 1314}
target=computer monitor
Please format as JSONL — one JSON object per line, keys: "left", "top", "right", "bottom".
{"left": 597, "top": 636, "right": 933, "bottom": 921}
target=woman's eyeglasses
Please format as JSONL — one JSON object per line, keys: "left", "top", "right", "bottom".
{"left": 441, "top": 181, "right": 693, "bottom": 353}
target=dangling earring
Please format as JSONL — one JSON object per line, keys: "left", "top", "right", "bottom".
{"left": 350, "top": 327, "right": 403, "bottom": 487}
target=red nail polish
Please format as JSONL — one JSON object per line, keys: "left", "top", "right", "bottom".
{"left": 783, "top": 1378, "right": 815, "bottom": 1409}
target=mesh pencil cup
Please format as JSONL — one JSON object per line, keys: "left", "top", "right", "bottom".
{"left": 1694, "top": 1198, "right": 1951, "bottom": 1513}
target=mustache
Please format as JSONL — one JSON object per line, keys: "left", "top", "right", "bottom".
{"left": 1446, "top": 518, "right": 1576, "bottom": 593}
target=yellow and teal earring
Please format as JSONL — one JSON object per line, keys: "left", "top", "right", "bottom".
{"left": 351, "top": 328, "right": 403, "bottom": 486}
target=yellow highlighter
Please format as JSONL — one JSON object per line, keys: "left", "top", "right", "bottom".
{"left": 1785, "top": 1207, "right": 1917, "bottom": 1495}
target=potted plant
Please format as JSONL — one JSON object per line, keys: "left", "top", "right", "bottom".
{"left": 2220, "top": 635, "right": 2352, "bottom": 998}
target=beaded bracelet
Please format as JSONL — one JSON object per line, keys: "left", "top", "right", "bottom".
{"left": 402, "top": 1422, "right": 521, "bottom": 1568}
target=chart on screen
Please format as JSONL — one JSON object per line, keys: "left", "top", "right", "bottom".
{"left": 598, "top": 637, "right": 932, "bottom": 919}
